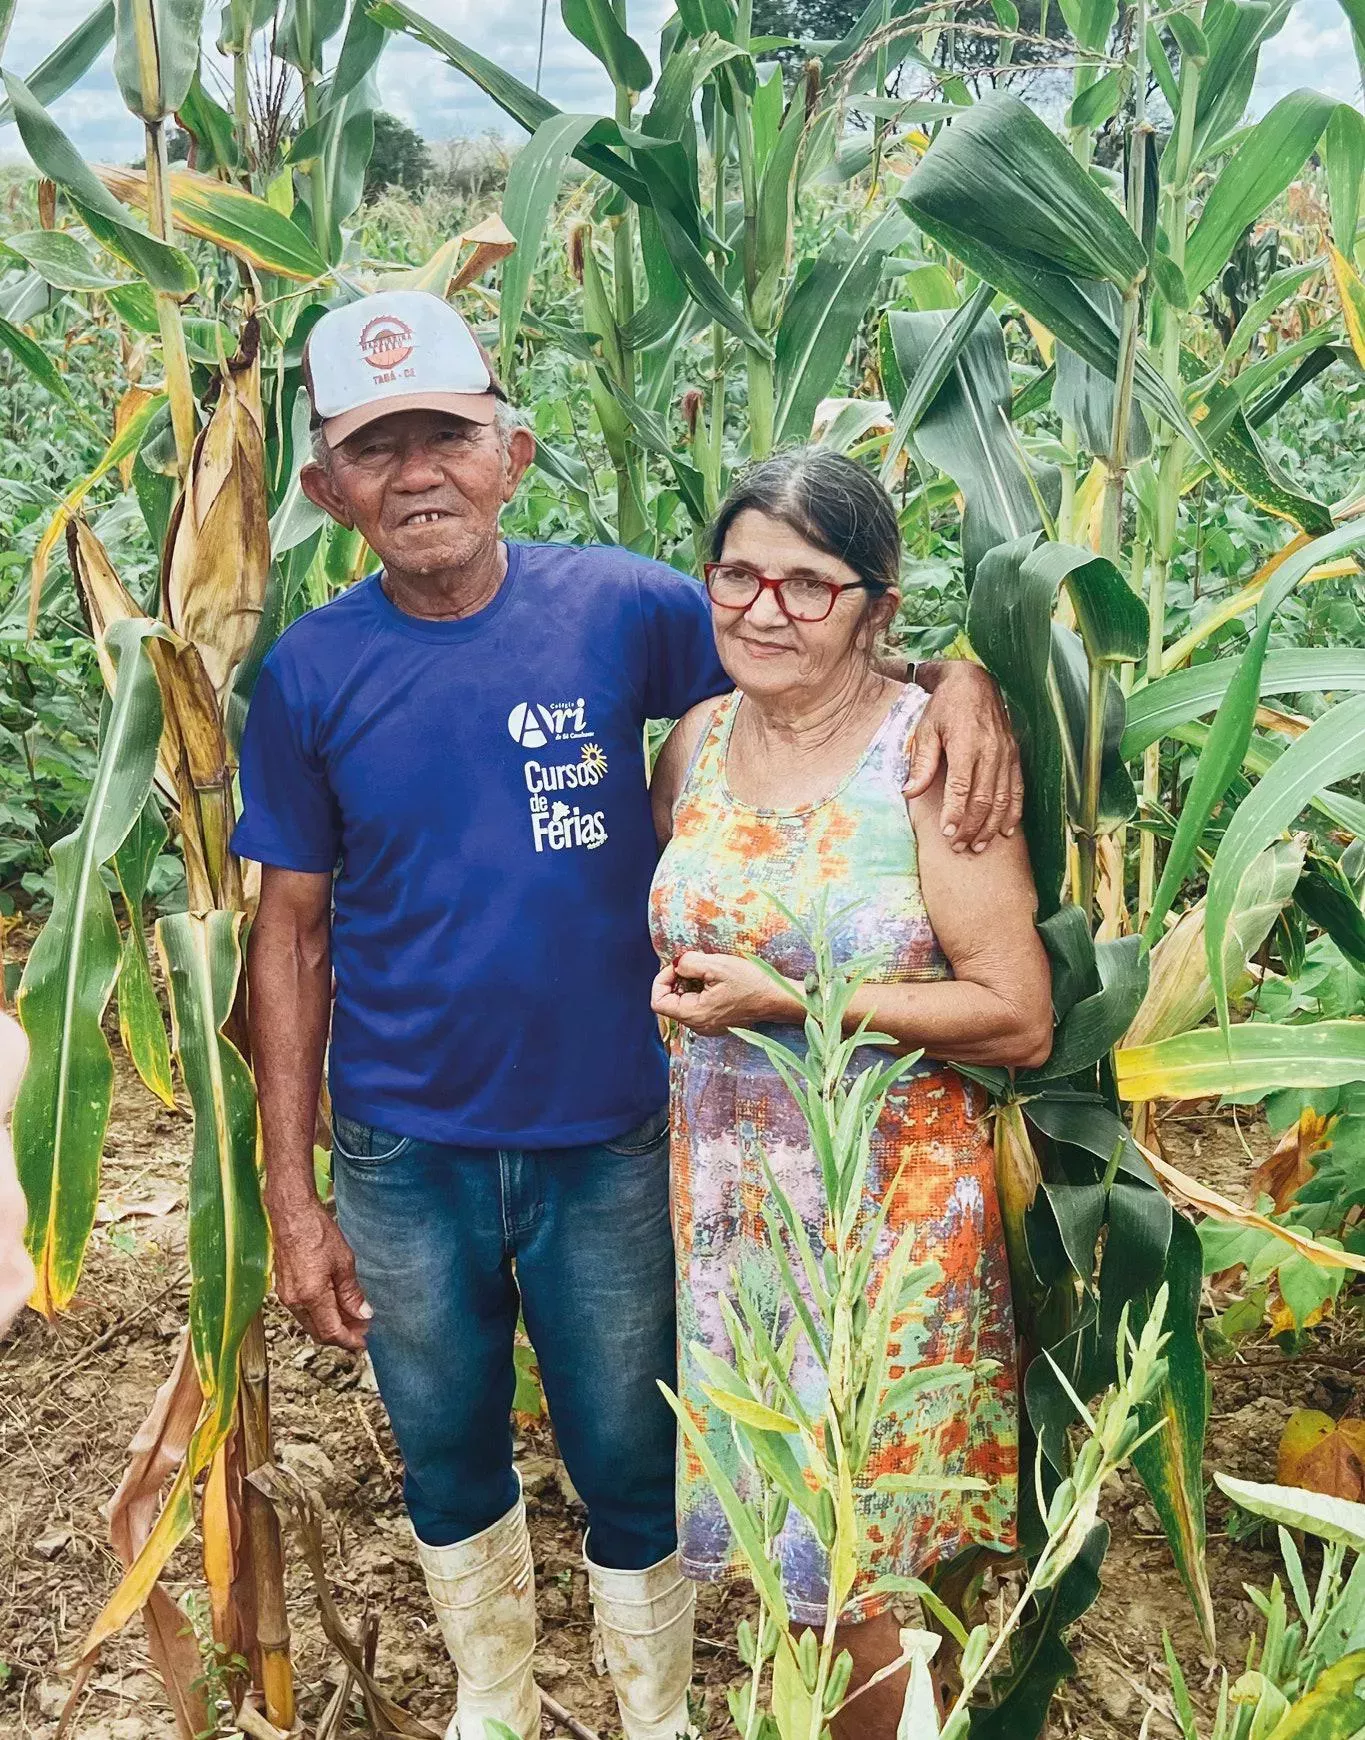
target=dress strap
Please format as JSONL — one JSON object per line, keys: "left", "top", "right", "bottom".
{"left": 673, "top": 689, "right": 738, "bottom": 815}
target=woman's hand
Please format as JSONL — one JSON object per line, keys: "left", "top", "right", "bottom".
{"left": 651, "top": 951, "right": 802, "bottom": 1037}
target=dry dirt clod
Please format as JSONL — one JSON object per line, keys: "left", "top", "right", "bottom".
{"left": 31, "top": 1527, "right": 73, "bottom": 1560}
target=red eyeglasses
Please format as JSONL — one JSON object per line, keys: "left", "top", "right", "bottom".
{"left": 702, "top": 562, "right": 886, "bottom": 624}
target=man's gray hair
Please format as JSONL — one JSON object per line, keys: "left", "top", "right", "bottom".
{"left": 309, "top": 398, "right": 522, "bottom": 470}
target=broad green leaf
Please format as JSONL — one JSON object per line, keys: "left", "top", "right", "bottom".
{"left": 881, "top": 297, "right": 1040, "bottom": 581}
{"left": 13, "top": 620, "right": 167, "bottom": 1314}
{"left": 1054, "top": 285, "right": 1151, "bottom": 462}
{"left": 1223, "top": 261, "right": 1323, "bottom": 370}
{"left": 177, "top": 68, "right": 242, "bottom": 173}
{"left": 1184, "top": 90, "right": 1335, "bottom": 301}
{"left": 1297, "top": 856, "right": 1365, "bottom": 974}
{"left": 1129, "top": 1215, "right": 1215, "bottom": 1647}
{"left": 1116, "top": 1022, "right": 1365, "bottom": 1102}
{"left": 500, "top": 114, "right": 599, "bottom": 362}
{"left": 562, "top": 0, "right": 652, "bottom": 93}
{"left": 112, "top": 799, "right": 175, "bottom": 1110}
{"left": 2, "top": 228, "right": 121, "bottom": 292}
{"left": 1260, "top": 1655, "right": 1365, "bottom": 1738}
{"left": 1207, "top": 696, "right": 1365, "bottom": 1030}
{"left": 968, "top": 537, "right": 1146, "bottom": 913}
{"left": 1122, "top": 647, "right": 1365, "bottom": 759}
{"left": 1331, "top": 245, "right": 1365, "bottom": 369}
{"left": 969, "top": 1523, "right": 1109, "bottom": 1737}
{"left": 3, "top": 73, "right": 198, "bottom": 297}
{"left": 902, "top": 92, "right": 1147, "bottom": 294}
{"left": 1126, "top": 840, "right": 1306, "bottom": 1048}
{"left": 1144, "top": 519, "right": 1365, "bottom": 942}
{"left": 114, "top": 0, "right": 206, "bottom": 122}
{"left": 1023, "top": 934, "right": 1149, "bottom": 1084}
{"left": 0, "top": 0, "right": 115, "bottom": 128}
{"left": 97, "top": 163, "right": 329, "bottom": 281}
{"left": 0, "top": 312, "right": 77, "bottom": 407}
{"left": 1200, "top": 388, "right": 1334, "bottom": 535}
{"left": 1214, "top": 1475, "right": 1365, "bottom": 1551}
{"left": 773, "top": 207, "right": 911, "bottom": 443}
{"left": 1066, "top": 66, "right": 1124, "bottom": 129}
{"left": 1187, "top": 0, "right": 1291, "bottom": 173}
{"left": 877, "top": 282, "right": 991, "bottom": 487}
{"left": 1167, "top": 12, "right": 1209, "bottom": 61}
{"left": 81, "top": 906, "right": 267, "bottom": 1664}
{"left": 1326, "top": 104, "right": 1365, "bottom": 256}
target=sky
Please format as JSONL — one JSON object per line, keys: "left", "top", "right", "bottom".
{"left": 0, "top": 0, "right": 1360, "bottom": 167}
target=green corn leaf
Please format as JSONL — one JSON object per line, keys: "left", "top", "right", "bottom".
{"left": 177, "top": 67, "right": 243, "bottom": 172}
{"left": 1144, "top": 519, "right": 1365, "bottom": 943}
{"left": 1296, "top": 855, "right": 1365, "bottom": 974}
{"left": 2, "top": 229, "right": 122, "bottom": 292}
{"left": 969, "top": 1523, "right": 1109, "bottom": 1738}
{"left": 157, "top": 908, "right": 267, "bottom": 1434}
{"left": 500, "top": 114, "right": 599, "bottom": 361}
{"left": 1200, "top": 390, "right": 1334, "bottom": 536}
{"left": 1129, "top": 1214, "right": 1215, "bottom": 1647}
{"left": 968, "top": 536, "right": 1146, "bottom": 914}
{"left": 13, "top": 620, "right": 167, "bottom": 1315}
{"left": 902, "top": 92, "right": 1147, "bottom": 294}
{"left": 882, "top": 301, "right": 1045, "bottom": 584}
{"left": 1223, "top": 261, "right": 1322, "bottom": 370}
{"left": 0, "top": 312, "right": 78, "bottom": 407}
{"left": 1021, "top": 934, "right": 1149, "bottom": 1084}
{"left": 98, "top": 162, "right": 329, "bottom": 280}
{"left": 1257, "top": 1651, "right": 1365, "bottom": 1737}
{"left": 1123, "top": 648, "right": 1365, "bottom": 758}
{"left": 774, "top": 207, "right": 911, "bottom": 445}
{"left": 1184, "top": 90, "right": 1335, "bottom": 301}
{"left": 562, "top": 0, "right": 652, "bottom": 93}
{"left": 1187, "top": 0, "right": 1291, "bottom": 173}
{"left": 1065, "top": 66, "right": 1124, "bottom": 130}
{"left": 1053, "top": 283, "right": 1150, "bottom": 461}
{"left": 1166, "top": 12, "right": 1209, "bottom": 61}
{"left": 3, "top": 72, "right": 198, "bottom": 297}
{"left": 1116, "top": 1021, "right": 1365, "bottom": 1102}
{"left": 114, "top": 0, "right": 206, "bottom": 123}
{"left": 1325, "top": 103, "right": 1365, "bottom": 255}
{"left": 0, "top": 0, "right": 115, "bottom": 127}
{"left": 1206, "top": 695, "right": 1365, "bottom": 1031}
{"left": 112, "top": 799, "right": 176, "bottom": 1110}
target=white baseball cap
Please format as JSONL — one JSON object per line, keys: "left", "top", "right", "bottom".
{"left": 303, "top": 290, "right": 504, "bottom": 447}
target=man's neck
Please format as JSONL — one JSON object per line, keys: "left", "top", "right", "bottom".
{"left": 380, "top": 536, "right": 509, "bottom": 621}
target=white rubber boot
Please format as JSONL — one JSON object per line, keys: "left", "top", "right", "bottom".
{"left": 415, "top": 1481, "right": 540, "bottom": 1740}
{"left": 585, "top": 1538, "right": 695, "bottom": 1740}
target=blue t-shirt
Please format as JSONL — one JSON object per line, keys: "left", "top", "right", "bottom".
{"left": 231, "top": 542, "right": 729, "bottom": 1148}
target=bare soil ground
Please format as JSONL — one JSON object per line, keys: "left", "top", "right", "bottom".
{"left": 0, "top": 1028, "right": 1349, "bottom": 1740}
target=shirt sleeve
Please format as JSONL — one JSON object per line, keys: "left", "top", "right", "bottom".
{"left": 230, "top": 655, "right": 340, "bottom": 872}
{"left": 638, "top": 561, "right": 731, "bottom": 721}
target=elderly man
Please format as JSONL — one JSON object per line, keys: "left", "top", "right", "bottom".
{"left": 233, "top": 290, "right": 1022, "bottom": 1740}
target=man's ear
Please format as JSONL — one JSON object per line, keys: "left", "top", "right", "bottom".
{"left": 501, "top": 425, "right": 537, "bottom": 503}
{"left": 300, "top": 460, "right": 354, "bottom": 528}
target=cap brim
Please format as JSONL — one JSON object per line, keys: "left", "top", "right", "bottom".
{"left": 322, "top": 390, "right": 497, "bottom": 446}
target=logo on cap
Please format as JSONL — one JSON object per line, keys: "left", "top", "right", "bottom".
{"left": 359, "top": 315, "right": 415, "bottom": 375}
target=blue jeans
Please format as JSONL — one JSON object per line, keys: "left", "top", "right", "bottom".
{"left": 331, "top": 1106, "right": 678, "bottom": 1571}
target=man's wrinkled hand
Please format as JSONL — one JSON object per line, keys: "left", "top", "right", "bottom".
{"left": 269, "top": 1196, "right": 372, "bottom": 1351}
{"left": 906, "top": 661, "right": 1023, "bottom": 852}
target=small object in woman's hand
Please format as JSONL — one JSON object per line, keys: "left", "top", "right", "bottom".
{"left": 672, "top": 950, "right": 706, "bottom": 994}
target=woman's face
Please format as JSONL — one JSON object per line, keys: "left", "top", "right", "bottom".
{"left": 711, "top": 509, "right": 898, "bottom": 701}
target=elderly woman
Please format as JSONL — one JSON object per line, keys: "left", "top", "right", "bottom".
{"left": 648, "top": 449, "right": 1051, "bottom": 1734}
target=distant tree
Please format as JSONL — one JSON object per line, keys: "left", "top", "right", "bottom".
{"left": 364, "top": 112, "right": 432, "bottom": 202}
{"left": 752, "top": 0, "right": 1073, "bottom": 75}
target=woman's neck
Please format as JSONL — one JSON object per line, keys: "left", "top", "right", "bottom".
{"left": 737, "top": 662, "right": 891, "bottom": 755}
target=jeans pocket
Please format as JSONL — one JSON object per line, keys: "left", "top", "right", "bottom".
{"left": 602, "top": 1105, "right": 670, "bottom": 1157}
{"left": 331, "top": 1114, "right": 411, "bottom": 1166}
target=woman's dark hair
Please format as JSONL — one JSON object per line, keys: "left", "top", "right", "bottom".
{"left": 709, "top": 447, "right": 901, "bottom": 591}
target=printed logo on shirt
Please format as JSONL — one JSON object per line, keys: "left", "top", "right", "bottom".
{"left": 506, "top": 698, "right": 592, "bottom": 748}
{"left": 525, "top": 741, "right": 609, "bottom": 853}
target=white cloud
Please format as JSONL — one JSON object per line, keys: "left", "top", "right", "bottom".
{"left": 0, "top": 0, "right": 1358, "bottom": 164}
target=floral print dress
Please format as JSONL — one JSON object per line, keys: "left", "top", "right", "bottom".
{"left": 648, "top": 683, "right": 1018, "bottom": 1625}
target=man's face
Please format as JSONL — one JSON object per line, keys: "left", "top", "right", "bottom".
{"left": 301, "top": 408, "right": 535, "bottom": 577}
